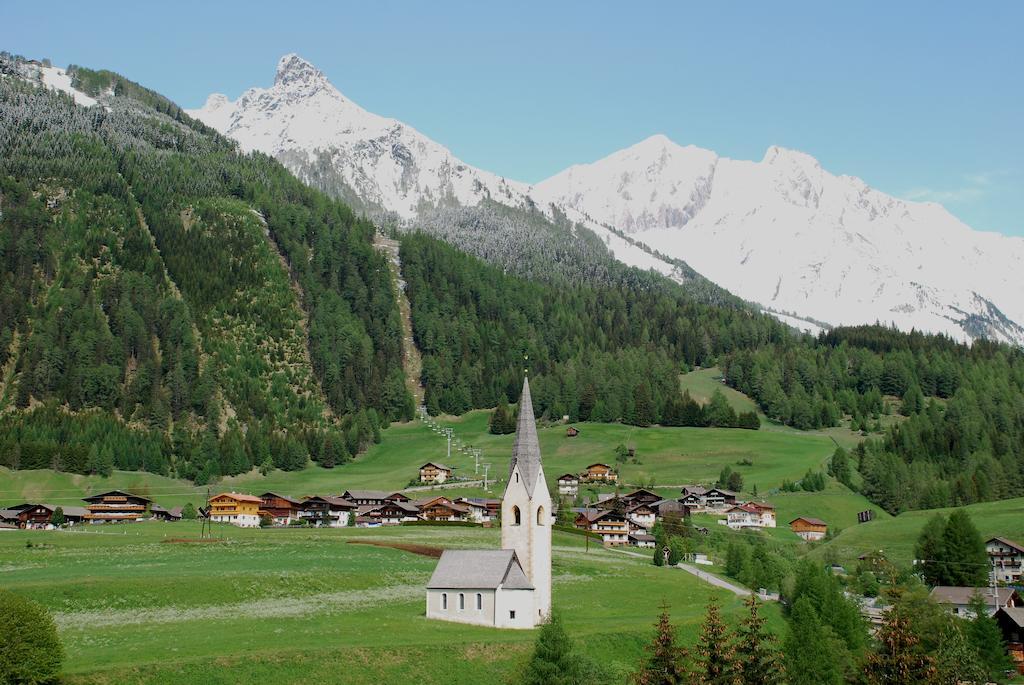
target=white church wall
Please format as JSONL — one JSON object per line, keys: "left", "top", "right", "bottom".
{"left": 425, "top": 588, "right": 496, "bottom": 626}
{"left": 494, "top": 588, "right": 536, "bottom": 629}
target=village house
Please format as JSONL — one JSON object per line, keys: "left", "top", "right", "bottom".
{"left": 623, "top": 488, "right": 662, "bottom": 506}
{"left": 987, "top": 536, "right": 1024, "bottom": 584}
{"left": 930, "top": 586, "right": 1023, "bottom": 618}
{"left": 6, "top": 503, "right": 88, "bottom": 528}
{"left": 626, "top": 502, "right": 657, "bottom": 530}
{"left": 208, "top": 492, "right": 262, "bottom": 527}
{"left": 680, "top": 485, "right": 709, "bottom": 510}
{"left": 150, "top": 505, "right": 182, "bottom": 522}
{"left": 342, "top": 490, "right": 411, "bottom": 507}
{"left": 994, "top": 607, "right": 1024, "bottom": 674}
{"left": 574, "top": 508, "right": 629, "bottom": 546}
{"left": 629, "top": 532, "right": 656, "bottom": 548}
{"left": 556, "top": 473, "right": 579, "bottom": 496}
{"left": 357, "top": 500, "right": 420, "bottom": 526}
{"left": 650, "top": 498, "right": 691, "bottom": 519}
{"left": 724, "top": 502, "right": 776, "bottom": 529}
{"left": 453, "top": 498, "right": 491, "bottom": 523}
{"left": 790, "top": 516, "right": 828, "bottom": 541}
{"left": 581, "top": 462, "right": 618, "bottom": 483}
{"left": 82, "top": 490, "right": 153, "bottom": 523}
{"left": 704, "top": 488, "right": 738, "bottom": 511}
{"left": 456, "top": 497, "right": 501, "bottom": 522}
{"left": 300, "top": 496, "right": 357, "bottom": 527}
{"left": 416, "top": 496, "right": 470, "bottom": 522}
{"left": 427, "top": 376, "right": 551, "bottom": 629}
{"left": 258, "top": 492, "right": 304, "bottom": 525}
{"left": 419, "top": 462, "right": 453, "bottom": 484}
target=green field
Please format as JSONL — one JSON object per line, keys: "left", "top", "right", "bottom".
{"left": 813, "top": 496, "right": 1024, "bottom": 567}
{"left": 0, "top": 522, "right": 782, "bottom": 684}
{"left": 1, "top": 403, "right": 840, "bottom": 511}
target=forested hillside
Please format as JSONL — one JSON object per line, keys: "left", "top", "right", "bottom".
{"left": 0, "top": 54, "right": 412, "bottom": 481}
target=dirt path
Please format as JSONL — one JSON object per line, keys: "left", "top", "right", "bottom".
{"left": 374, "top": 233, "right": 424, "bottom": 406}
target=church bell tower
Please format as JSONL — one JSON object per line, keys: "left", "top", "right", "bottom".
{"left": 501, "top": 375, "right": 553, "bottom": 621}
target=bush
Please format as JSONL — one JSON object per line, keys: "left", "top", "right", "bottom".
{"left": 0, "top": 589, "right": 63, "bottom": 684}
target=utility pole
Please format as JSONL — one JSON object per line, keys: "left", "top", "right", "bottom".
{"left": 473, "top": 448, "right": 481, "bottom": 476}
{"left": 483, "top": 463, "right": 492, "bottom": 492}
{"left": 444, "top": 428, "right": 453, "bottom": 462}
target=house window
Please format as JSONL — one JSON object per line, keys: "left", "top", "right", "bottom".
{"left": 537, "top": 506, "right": 545, "bottom": 525}
{"left": 442, "top": 593, "right": 448, "bottom": 610}
{"left": 512, "top": 506, "right": 521, "bottom": 525}
{"left": 509, "top": 610, "right": 516, "bottom": 620}
{"left": 476, "top": 593, "right": 482, "bottom": 610}
{"left": 459, "top": 593, "right": 465, "bottom": 610}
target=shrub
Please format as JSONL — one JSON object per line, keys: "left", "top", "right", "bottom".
{"left": 0, "top": 589, "right": 63, "bottom": 684}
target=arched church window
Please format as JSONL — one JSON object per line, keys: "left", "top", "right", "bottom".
{"left": 458, "top": 593, "right": 465, "bottom": 610}
{"left": 442, "top": 593, "right": 447, "bottom": 610}
{"left": 512, "top": 505, "right": 521, "bottom": 525}
{"left": 536, "top": 505, "right": 545, "bottom": 525}
{"left": 476, "top": 593, "right": 482, "bottom": 610}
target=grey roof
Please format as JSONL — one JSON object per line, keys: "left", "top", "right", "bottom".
{"left": 0, "top": 509, "right": 21, "bottom": 521}
{"left": 998, "top": 606, "right": 1024, "bottom": 628}
{"left": 427, "top": 550, "right": 533, "bottom": 590}
{"left": 61, "top": 506, "right": 88, "bottom": 518}
{"left": 343, "top": 490, "right": 394, "bottom": 501}
{"left": 681, "top": 485, "right": 708, "bottom": 496}
{"left": 929, "top": 586, "right": 1018, "bottom": 606}
{"left": 509, "top": 376, "right": 543, "bottom": 497}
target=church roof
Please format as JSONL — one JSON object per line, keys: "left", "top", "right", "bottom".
{"left": 509, "top": 376, "right": 543, "bottom": 497}
{"left": 427, "top": 550, "right": 534, "bottom": 590}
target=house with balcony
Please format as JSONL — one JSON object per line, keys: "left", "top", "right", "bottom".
{"left": 574, "top": 508, "right": 629, "bottom": 546}
{"left": 556, "top": 473, "right": 579, "bottom": 496}
{"left": 987, "top": 536, "right": 1024, "bottom": 585}
{"left": 419, "top": 462, "right": 453, "bottom": 484}
{"left": 82, "top": 490, "right": 153, "bottom": 523}
{"left": 208, "top": 492, "right": 262, "bottom": 527}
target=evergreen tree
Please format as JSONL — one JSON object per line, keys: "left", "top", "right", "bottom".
{"left": 967, "top": 594, "right": 1013, "bottom": 681}
{"left": 181, "top": 502, "right": 197, "bottom": 520}
{"left": 0, "top": 589, "right": 63, "bottom": 685}
{"left": 940, "top": 511, "right": 988, "bottom": 586}
{"left": 784, "top": 598, "right": 843, "bottom": 685}
{"left": 934, "top": 620, "right": 987, "bottom": 685}
{"left": 488, "top": 398, "right": 515, "bottom": 435}
{"left": 635, "top": 604, "right": 690, "bottom": 685}
{"left": 693, "top": 598, "right": 740, "bottom": 685}
{"left": 735, "top": 595, "right": 783, "bottom": 685}
{"left": 522, "top": 612, "right": 586, "bottom": 685}
{"left": 915, "top": 514, "right": 948, "bottom": 586}
{"left": 49, "top": 507, "right": 64, "bottom": 527}
{"left": 864, "top": 607, "right": 938, "bottom": 685}
{"left": 706, "top": 389, "right": 738, "bottom": 428}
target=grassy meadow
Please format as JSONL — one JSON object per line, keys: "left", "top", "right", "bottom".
{"left": 0, "top": 522, "right": 781, "bottom": 684}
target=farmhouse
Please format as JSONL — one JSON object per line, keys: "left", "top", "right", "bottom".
{"left": 575, "top": 508, "right": 629, "bottom": 546}
{"left": 557, "top": 473, "right": 579, "bottom": 496}
{"left": 427, "top": 376, "right": 551, "bottom": 629}
{"left": 629, "top": 532, "right": 656, "bottom": 548}
{"left": 994, "top": 607, "right": 1024, "bottom": 674}
{"left": 358, "top": 501, "right": 421, "bottom": 525}
{"left": 930, "top": 586, "right": 1023, "bottom": 618}
{"left": 419, "top": 462, "right": 453, "bottom": 484}
{"left": 150, "top": 505, "right": 182, "bottom": 522}
{"left": 417, "top": 496, "right": 470, "bottom": 522}
{"left": 258, "top": 492, "right": 303, "bottom": 525}
{"left": 680, "top": 485, "right": 709, "bottom": 510}
{"left": 790, "top": 516, "right": 828, "bottom": 541}
{"left": 582, "top": 462, "right": 618, "bottom": 483}
{"left": 82, "top": 490, "right": 152, "bottom": 523}
{"left": 208, "top": 492, "right": 261, "bottom": 527}
{"left": 342, "top": 490, "right": 411, "bottom": 507}
{"left": 300, "top": 496, "right": 357, "bottom": 527}
{"left": 6, "top": 503, "right": 87, "bottom": 528}
{"left": 987, "top": 536, "right": 1024, "bottom": 584}
{"left": 704, "top": 488, "right": 738, "bottom": 511}
{"left": 651, "top": 498, "right": 691, "bottom": 519}
{"left": 623, "top": 488, "right": 661, "bottom": 506}
{"left": 626, "top": 503, "right": 657, "bottom": 530}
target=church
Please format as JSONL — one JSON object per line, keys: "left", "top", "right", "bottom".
{"left": 425, "top": 376, "right": 552, "bottom": 629}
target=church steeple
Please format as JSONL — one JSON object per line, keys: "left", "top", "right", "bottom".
{"left": 509, "top": 376, "right": 542, "bottom": 495}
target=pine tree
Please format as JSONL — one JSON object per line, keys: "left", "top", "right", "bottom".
{"left": 934, "top": 621, "right": 986, "bottom": 685}
{"left": 967, "top": 593, "right": 1013, "bottom": 681}
{"left": 784, "top": 598, "right": 843, "bottom": 685}
{"left": 864, "top": 607, "right": 937, "bottom": 685}
{"left": 693, "top": 598, "right": 740, "bottom": 685}
{"left": 940, "top": 511, "right": 988, "bottom": 586}
{"left": 635, "top": 604, "right": 690, "bottom": 685}
{"left": 915, "top": 514, "right": 948, "bottom": 586}
{"left": 735, "top": 595, "right": 783, "bottom": 685}
{"left": 522, "top": 612, "right": 585, "bottom": 685}
{"left": 49, "top": 507, "right": 65, "bottom": 527}
{"left": 181, "top": 502, "right": 197, "bottom": 520}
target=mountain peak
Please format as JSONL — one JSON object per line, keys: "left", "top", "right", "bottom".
{"left": 203, "top": 93, "right": 230, "bottom": 110}
{"left": 274, "top": 53, "right": 328, "bottom": 90}
{"left": 762, "top": 145, "right": 820, "bottom": 170}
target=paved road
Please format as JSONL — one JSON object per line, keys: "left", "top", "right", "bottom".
{"left": 612, "top": 548, "right": 778, "bottom": 601}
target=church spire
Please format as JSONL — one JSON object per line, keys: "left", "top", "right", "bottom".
{"left": 509, "top": 376, "right": 542, "bottom": 497}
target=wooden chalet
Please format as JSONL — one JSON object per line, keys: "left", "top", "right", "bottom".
{"left": 581, "top": 463, "right": 618, "bottom": 483}
{"left": 565, "top": 426, "right": 580, "bottom": 437}
{"left": 556, "top": 473, "right": 579, "bottom": 496}
{"left": 208, "top": 492, "right": 261, "bottom": 527}
{"left": 258, "top": 492, "right": 303, "bottom": 525}
{"left": 453, "top": 497, "right": 491, "bottom": 523}
{"left": 987, "top": 536, "right": 1024, "bottom": 585}
{"left": 342, "top": 490, "right": 411, "bottom": 507}
{"left": 628, "top": 532, "right": 656, "bottom": 548}
{"left": 150, "top": 505, "right": 182, "bottom": 522}
{"left": 704, "top": 488, "right": 737, "bottom": 510}
{"left": 725, "top": 502, "right": 776, "bottom": 529}
{"left": 82, "top": 490, "right": 152, "bottom": 523}
{"left": 623, "top": 488, "right": 661, "bottom": 506}
{"left": 416, "top": 496, "right": 470, "bottom": 522}
{"left": 650, "top": 498, "right": 691, "bottom": 519}
{"left": 456, "top": 497, "right": 500, "bottom": 522}
{"left": 790, "top": 516, "right": 828, "bottom": 541}
{"left": 419, "top": 462, "right": 453, "bottom": 484}
{"left": 300, "top": 496, "right": 357, "bottom": 527}
{"left": 680, "top": 485, "right": 709, "bottom": 510}
{"left": 625, "top": 502, "right": 657, "bottom": 530}
{"left": 994, "top": 607, "right": 1024, "bottom": 674}
{"left": 357, "top": 500, "right": 421, "bottom": 525}
{"left": 7, "top": 503, "right": 87, "bottom": 528}
{"left": 574, "top": 508, "right": 629, "bottom": 546}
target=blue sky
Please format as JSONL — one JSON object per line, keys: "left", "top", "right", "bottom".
{"left": 2, "top": 1, "right": 1022, "bottom": 236}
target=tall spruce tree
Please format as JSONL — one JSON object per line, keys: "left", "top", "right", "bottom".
{"left": 735, "top": 595, "right": 783, "bottom": 685}
{"left": 784, "top": 598, "right": 843, "bottom": 685}
{"left": 693, "top": 598, "right": 740, "bottom": 685}
{"left": 967, "top": 594, "right": 1013, "bottom": 681}
{"left": 634, "top": 604, "right": 690, "bottom": 685}
{"left": 914, "top": 514, "right": 948, "bottom": 586}
{"left": 940, "top": 511, "right": 988, "bottom": 586}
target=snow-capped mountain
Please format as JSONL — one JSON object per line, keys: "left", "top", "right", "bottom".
{"left": 189, "top": 55, "right": 1024, "bottom": 345}
{"left": 531, "top": 136, "right": 1024, "bottom": 344}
